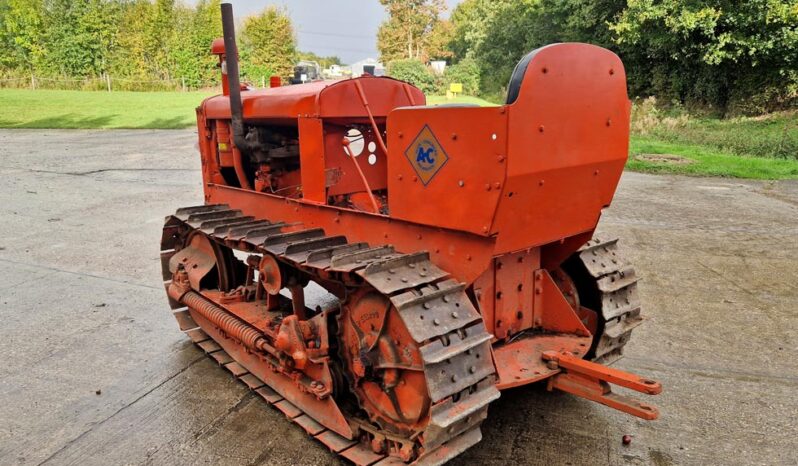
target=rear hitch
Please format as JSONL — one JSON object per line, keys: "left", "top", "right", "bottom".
{"left": 542, "top": 350, "right": 661, "bottom": 420}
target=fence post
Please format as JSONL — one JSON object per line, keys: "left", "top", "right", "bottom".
{"left": 106, "top": 74, "right": 112, "bottom": 92}
{"left": 30, "top": 74, "right": 36, "bottom": 90}
{"left": 182, "top": 77, "right": 186, "bottom": 92}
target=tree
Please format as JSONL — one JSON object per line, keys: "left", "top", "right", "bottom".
{"left": 1, "top": 0, "right": 45, "bottom": 71}
{"left": 297, "top": 51, "right": 342, "bottom": 70}
{"left": 169, "top": 0, "right": 222, "bottom": 87}
{"left": 377, "top": 0, "right": 448, "bottom": 63}
{"left": 610, "top": 0, "right": 798, "bottom": 113}
{"left": 448, "top": 0, "right": 509, "bottom": 62}
{"left": 387, "top": 59, "right": 436, "bottom": 93}
{"left": 34, "top": 0, "right": 120, "bottom": 77}
{"left": 239, "top": 6, "right": 297, "bottom": 81}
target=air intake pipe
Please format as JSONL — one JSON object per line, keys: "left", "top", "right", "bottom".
{"left": 220, "top": 3, "right": 252, "bottom": 189}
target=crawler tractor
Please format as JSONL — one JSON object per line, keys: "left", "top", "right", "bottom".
{"left": 161, "top": 4, "right": 661, "bottom": 464}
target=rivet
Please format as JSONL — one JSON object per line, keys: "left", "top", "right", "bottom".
{"left": 451, "top": 311, "right": 459, "bottom": 318}
{"left": 609, "top": 68, "right": 615, "bottom": 75}
{"left": 535, "top": 287, "right": 542, "bottom": 295}
{"left": 485, "top": 183, "right": 491, "bottom": 191}
{"left": 397, "top": 174, "right": 403, "bottom": 180}
{"left": 458, "top": 180, "right": 464, "bottom": 187}
{"left": 606, "top": 118, "right": 612, "bottom": 127}
{"left": 398, "top": 132, "right": 404, "bottom": 138}
{"left": 412, "top": 176, "right": 418, "bottom": 182}
{"left": 538, "top": 125, "right": 544, "bottom": 133}
{"left": 469, "top": 366, "right": 476, "bottom": 374}
{"left": 497, "top": 155, "right": 505, "bottom": 162}
{"left": 434, "top": 318, "right": 441, "bottom": 325}
{"left": 539, "top": 180, "right": 544, "bottom": 186}
{"left": 542, "top": 67, "right": 548, "bottom": 74}
{"left": 401, "top": 277, "right": 408, "bottom": 283}
{"left": 423, "top": 302, "right": 430, "bottom": 309}
{"left": 452, "top": 133, "right": 458, "bottom": 140}
{"left": 451, "top": 374, "right": 458, "bottom": 382}
{"left": 594, "top": 170, "right": 600, "bottom": 176}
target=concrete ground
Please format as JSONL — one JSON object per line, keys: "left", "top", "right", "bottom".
{"left": 0, "top": 129, "right": 795, "bottom": 466}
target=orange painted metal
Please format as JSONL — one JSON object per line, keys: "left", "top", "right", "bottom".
{"left": 492, "top": 250, "right": 539, "bottom": 339}
{"left": 493, "top": 334, "right": 590, "bottom": 389}
{"left": 386, "top": 106, "right": 507, "bottom": 236}
{"left": 205, "top": 184, "right": 496, "bottom": 285}
{"left": 185, "top": 39, "right": 661, "bottom": 443}
{"left": 189, "top": 307, "right": 354, "bottom": 436}
{"left": 493, "top": 44, "right": 630, "bottom": 253}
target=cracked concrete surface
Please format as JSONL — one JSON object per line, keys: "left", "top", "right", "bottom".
{"left": 0, "top": 129, "right": 796, "bottom": 466}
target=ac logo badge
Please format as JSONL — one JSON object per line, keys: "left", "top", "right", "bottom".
{"left": 404, "top": 125, "right": 449, "bottom": 186}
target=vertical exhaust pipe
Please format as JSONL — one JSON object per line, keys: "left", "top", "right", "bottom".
{"left": 220, "top": 3, "right": 252, "bottom": 189}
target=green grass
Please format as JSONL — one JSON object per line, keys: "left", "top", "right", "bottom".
{"left": 1, "top": 88, "right": 795, "bottom": 179}
{"left": 0, "top": 90, "right": 494, "bottom": 129}
{"left": 426, "top": 95, "right": 496, "bottom": 106}
{"left": 643, "top": 111, "right": 798, "bottom": 160}
{"left": 628, "top": 136, "right": 798, "bottom": 179}
{"left": 0, "top": 89, "right": 212, "bottom": 129}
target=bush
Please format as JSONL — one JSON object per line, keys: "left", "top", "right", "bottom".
{"left": 442, "top": 58, "right": 480, "bottom": 95}
{"left": 387, "top": 59, "right": 437, "bottom": 94}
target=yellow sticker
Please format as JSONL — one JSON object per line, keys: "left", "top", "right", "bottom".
{"left": 404, "top": 125, "right": 449, "bottom": 186}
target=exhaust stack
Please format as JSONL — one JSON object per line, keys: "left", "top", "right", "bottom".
{"left": 220, "top": 3, "right": 249, "bottom": 154}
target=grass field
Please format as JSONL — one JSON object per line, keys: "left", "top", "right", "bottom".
{"left": 629, "top": 136, "right": 798, "bottom": 180}
{"left": 0, "top": 89, "right": 492, "bottom": 129}
{"left": 1, "top": 89, "right": 795, "bottom": 179}
{"left": 0, "top": 89, "right": 212, "bottom": 129}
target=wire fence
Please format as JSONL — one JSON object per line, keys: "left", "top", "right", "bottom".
{"left": 0, "top": 74, "right": 270, "bottom": 92}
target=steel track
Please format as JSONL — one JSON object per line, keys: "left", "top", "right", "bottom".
{"left": 160, "top": 204, "right": 499, "bottom": 465}
{"left": 574, "top": 238, "right": 644, "bottom": 365}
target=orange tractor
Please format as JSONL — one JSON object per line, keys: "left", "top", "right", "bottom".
{"left": 161, "top": 4, "right": 661, "bottom": 464}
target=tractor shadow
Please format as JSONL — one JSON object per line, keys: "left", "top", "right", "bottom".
{"left": 450, "top": 382, "right": 614, "bottom": 465}
{"left": 0, "top": 113, "right": 115, "bottom": 129}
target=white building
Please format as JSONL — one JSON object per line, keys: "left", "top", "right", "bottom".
{"left": 324, "top": 64, "right": 345, "bottom": 78}
{"left": 350, "top": 58, "right": 385, "bottom": 77}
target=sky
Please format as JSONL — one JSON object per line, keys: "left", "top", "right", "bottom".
{"left": 209, "top": 0, "right": 463, "bottom": 64}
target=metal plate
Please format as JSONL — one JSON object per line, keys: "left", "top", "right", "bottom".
{"left": 255, "top": 386, "right": 283, "bottom": 404}
{"left": 197, "top": 339, "right": 221, "bottom": 354}
{"left": 239, "top": 373, "right": 265, "bottom": 390}
{"left": 294, "top": 414, "right": 326, "bottom": 435}
{"left": 172, "top": 309, "right": 199, "bottom": 332}
{"left": 274, "top": 399, "right": 303, "bottom": 419}
{"left": 210, "top": 350, "right": 234, "bottom": 365}
{"left": 223, "top": 361, "right": 249, "bottom": 377}
{"left": 340, "top": 443, "right": 385, "bottom": 466}
{"left": 315, "top": 430, "right": 357, "bottom": 453}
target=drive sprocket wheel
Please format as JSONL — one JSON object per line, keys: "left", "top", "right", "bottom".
{"left": 338, "top": 287, "right": 431, "bottom": 436}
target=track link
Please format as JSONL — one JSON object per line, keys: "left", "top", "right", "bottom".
{"left": 160, "top": 204, "right": 499, "bottom": 465}
{"left": 574, "top": 238, "right": 644, "bottom": 365}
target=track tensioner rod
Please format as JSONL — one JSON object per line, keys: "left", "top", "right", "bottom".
{"left": 169, "top": 267, "right": 273, "bottom": 354}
